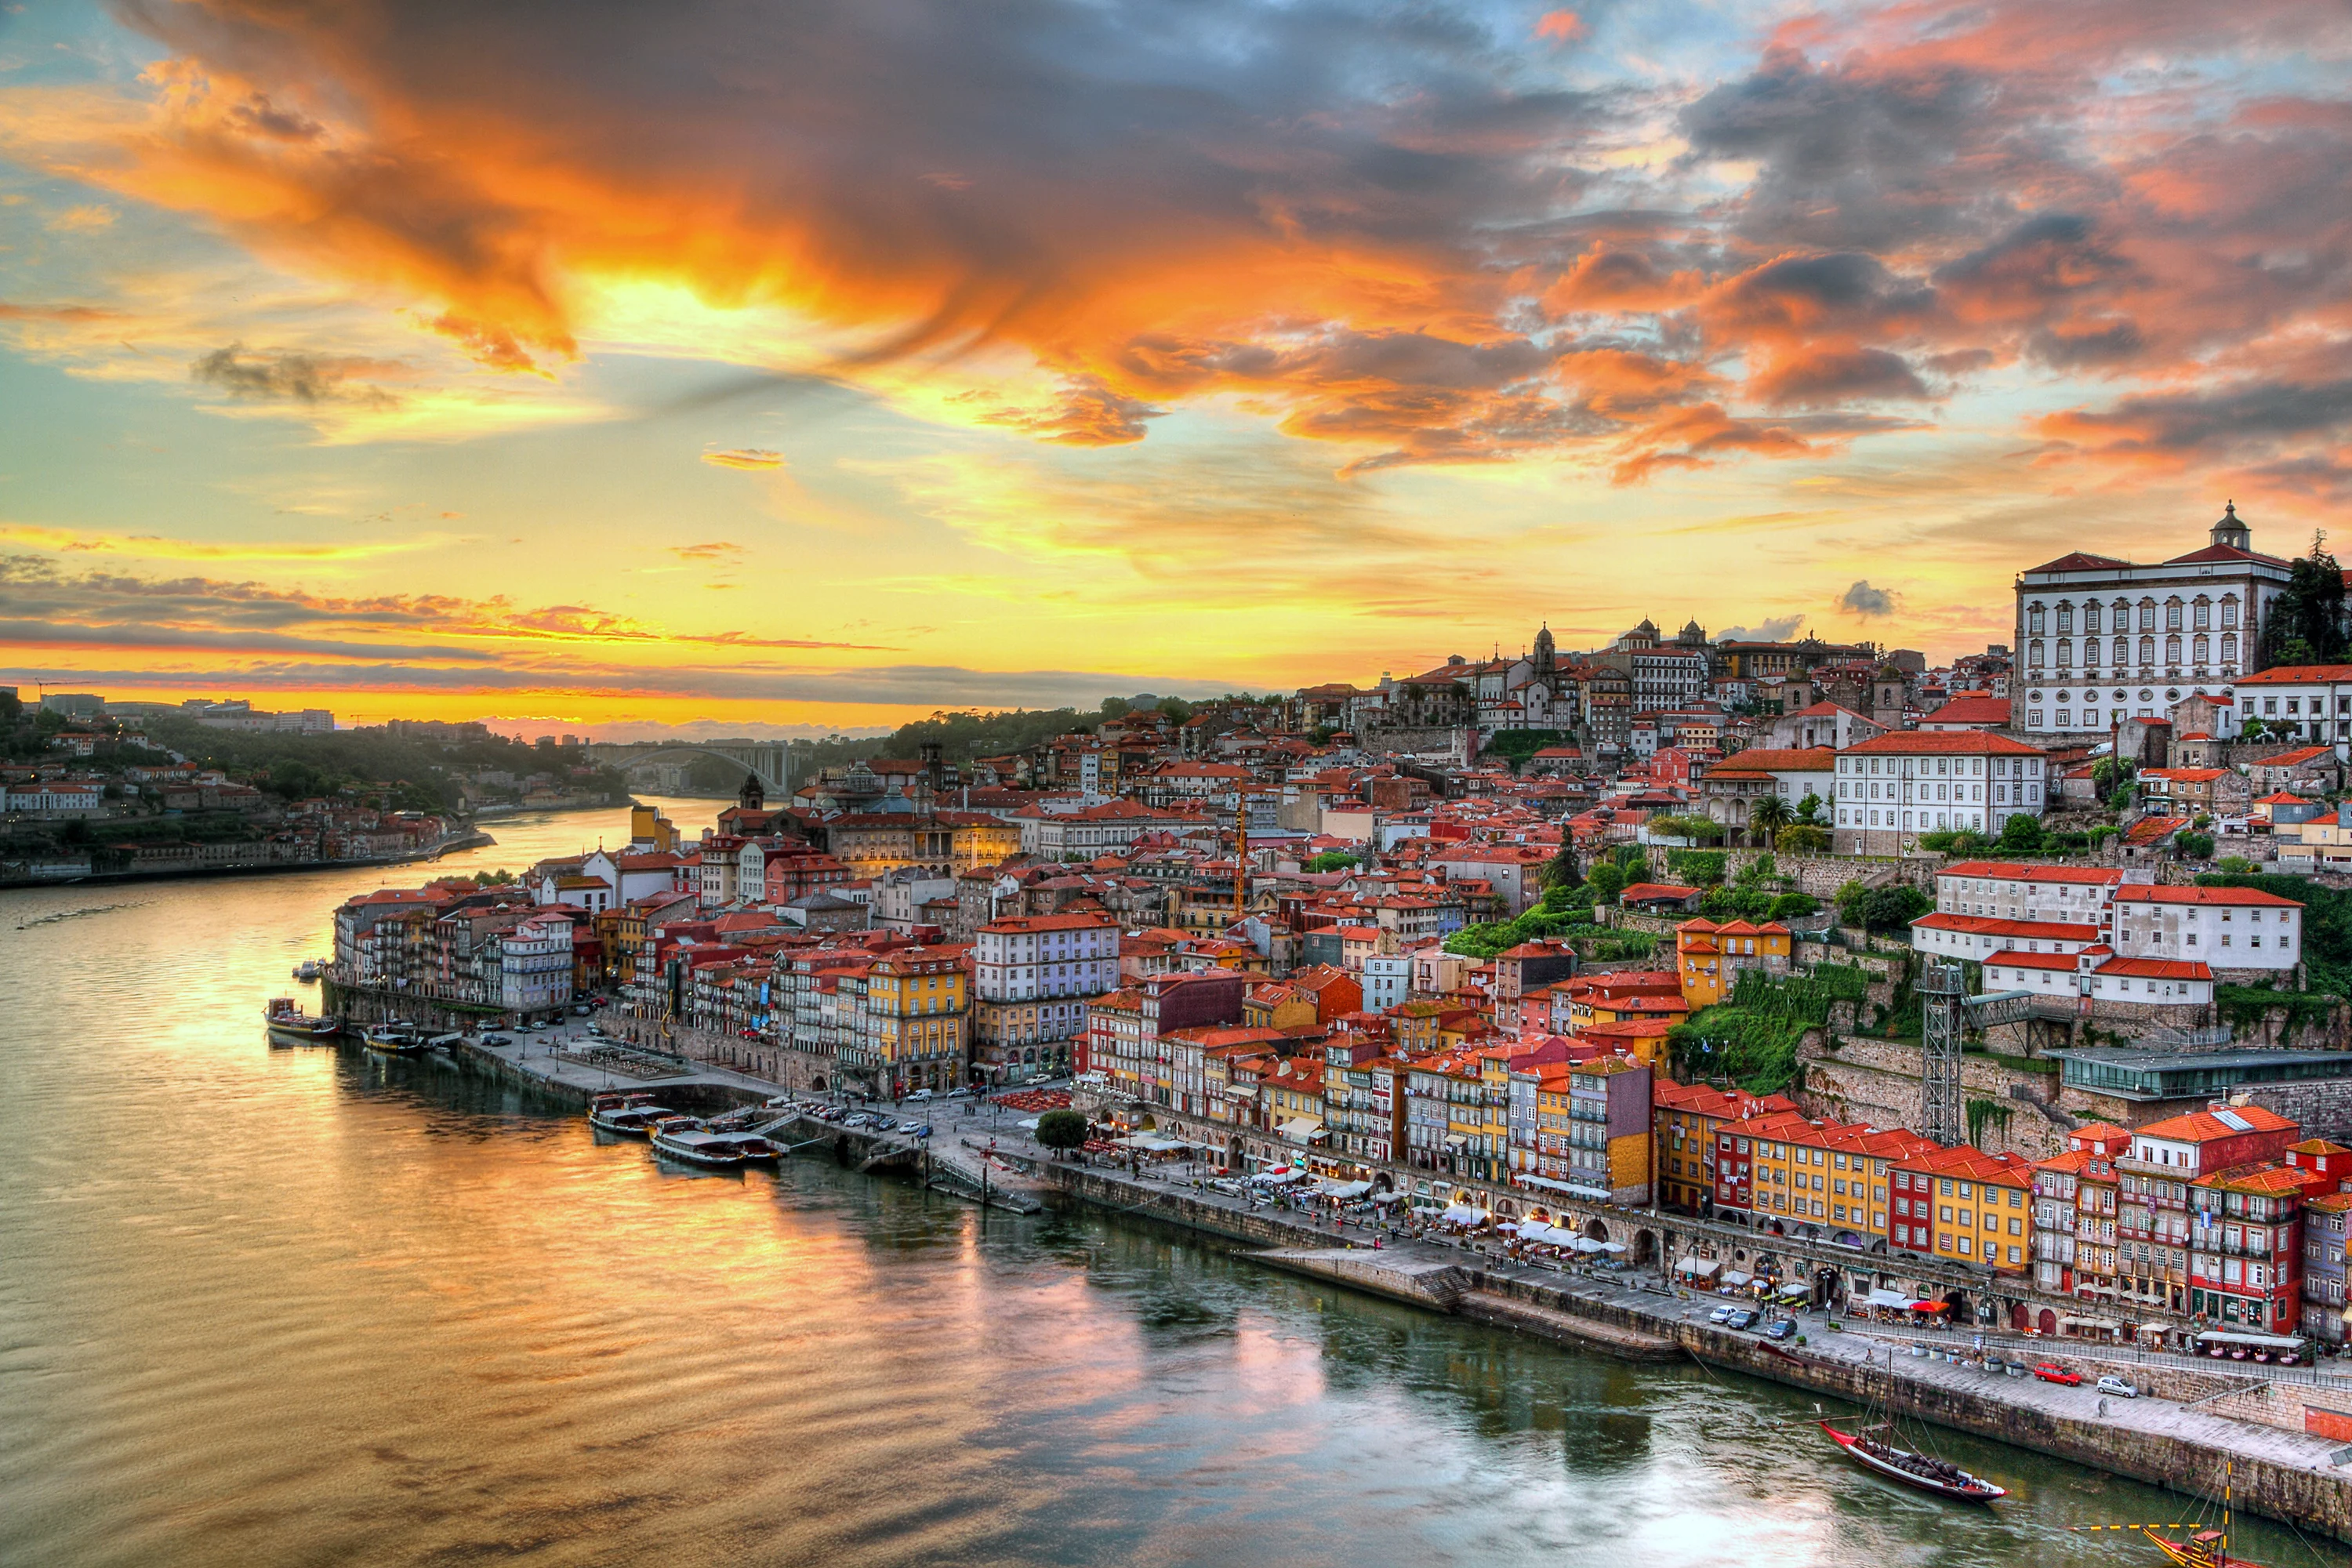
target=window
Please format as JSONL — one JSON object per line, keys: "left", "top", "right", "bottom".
{"left": 2222, "top": 597, "right": 2238, "bottom": 628}
{"left": 2194, "top": 600, "right": 2211, "bottom": 630}
{"left": 2139, "top": 635, "right": 2154, "bottom": 664}
{"left": 2029, "top": 605, "right": 2046, "bottom": 636}
{"left": 2085, "top": 604, "right": 2101, "bottom": 633}
{"left": 2057, "top": 639, "right": 2073, "bottom": 668}
{"left": 2167, "top": 601, "right": 2183, "bottom": 631}
{"left": 2166, "top": 635, "right": 2182, "bottom": 664}
{"left": 2194, "top": 634, "right": 2209, "bottom": 662}
{"left": 2057, "top": 604, "right": 2074, "bottom": 633}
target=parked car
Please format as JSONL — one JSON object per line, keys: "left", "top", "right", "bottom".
{"left": 898, "top": 1120, "right": 924, "bottom": 1134}
{"left": 1762, "top": 1319, "right": 1796, "bottom": 1341}
{"left": 906, "top": 1089, "right": 934, "bottom": 1102}
{"left": 2096, "top": 1374, "right": 2139, "bottom": 1399}
{"left": 1708, "top": 1305, "right": 1737, "bottom": 1324}
{"left": 1726, "top": 1309, "right": 1757, "bottom": 1330}
{"left": 2033, "top": 1362, "right": 2082, "bottom": 1386}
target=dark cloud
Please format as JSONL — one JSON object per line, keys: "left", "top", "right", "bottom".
{"left": 1838, "top": 579, "right": 1898, "bottom": 618}
{"left": 56, "top": 0, "right": 2349, "bottom": 495}
{"left": 190, "top": 343, "right": 407, "bottom": 406}
{"left": 1750, "top": 346, "right": 1931, "bottom": 408}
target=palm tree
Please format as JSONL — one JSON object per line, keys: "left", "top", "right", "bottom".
{"left": 1749, "top": 794, "right": 1794, "bottom": 846}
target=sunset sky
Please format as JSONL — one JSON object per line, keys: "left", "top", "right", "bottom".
{"left": 2, "top": 0, "right": 2347, "bottom": 735}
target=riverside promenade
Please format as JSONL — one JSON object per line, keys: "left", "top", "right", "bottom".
{"left": 419, "top": 1026, "right": 2352, "bottom": 1541}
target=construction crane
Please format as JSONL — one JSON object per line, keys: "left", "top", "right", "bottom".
{"left": 1916, "top": 960, "right": 1968, "bottom": 1147}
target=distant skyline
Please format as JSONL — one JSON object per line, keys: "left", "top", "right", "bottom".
{"left": 3, "top": 1, "right": 2347, "bottom": 728}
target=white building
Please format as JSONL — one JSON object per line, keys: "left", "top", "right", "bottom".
{"left": 1831, "top": 732, "right": 2049, "bottom": 854}
{"left": 3, "top": 782, "right": 106, "bottom": 818}
{"left": 2231, "top": 665, "right": 2352, "bottom": 752}
{"left": 1977, "top": 946, "right": 2215, "bottom": 1007}
{"left": 500, "top": 913, "right": 575, "bottom": 1016}
{"left": 2013, "top": 503, "right": 2292, "bottom": 739}
{"left": 2108, "top": 885, "right": 2303, "bottom": 975}
{"left": 1911, "top": 913, "right": 2099, "bottom": 963}
{"left": 1362, "top": 946, "right": 1411, "bottom": 1011}
{"left": 974, "top": 913, "right": 1120, "bottom": 1006}
{"left": 1933, "top": 861, "right": 2131, "bottom": 931}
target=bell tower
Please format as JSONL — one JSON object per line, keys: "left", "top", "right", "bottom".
{"left": 1532, "top": 622, "right": 1555, "bottom": 677}
{"left": 2212, "top": 499, "right": 2251, "bottom": 553}
{"left": 736, "top": 770, "right": 766, "bottom": 814}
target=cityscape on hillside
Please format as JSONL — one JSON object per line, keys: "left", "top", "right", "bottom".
{"left": 293, "top": 501, "right": 2352, "bottom": 1382}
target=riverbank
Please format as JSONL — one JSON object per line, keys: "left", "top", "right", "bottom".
{"left": 402, "top": 1018, "right": 2352, "bottom": 1544}
{"left": 1026, "top": 1158, "right": 2352, "bottom": 1544}
{"left": 0, "top": 828, "right": 495, "bottom": 891}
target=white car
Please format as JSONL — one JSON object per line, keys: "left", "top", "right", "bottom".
{"left": 906, "top": 1089, "right": 934, "bottom": 1102}
{"left": 2096, "top": 1374, "right": 2139, "bottom": 1399}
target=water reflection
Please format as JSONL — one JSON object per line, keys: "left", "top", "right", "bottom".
{"left": 0, "top": 800, "right": 2330, "bottom": 1566}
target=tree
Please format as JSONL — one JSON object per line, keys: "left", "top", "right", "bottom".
{"left": 1774, "top": 824, "right": 1832, "bottom": 855}
{"left": 1034, "top": 1109, "right": 1090, "bottom": 1155}
{"left": 2176, "top": 830, "right": 2216, "bottom": 860}
{"left": 1998, "top": 814, "right": 2047, "bottom": 855}
{"left": 1766, "top": 891, "right": 1821, "bottom": 921}
{"left": 1793, "top": 792, "right": 1825, "bottom": 826}
{"left": 1538, "top": 843, "right": 1581, "bottom": 892}
{"left": 2260, "top": 532, "right": 2348, "bottom": 668}
{"left": 1749, "top": 795, "right": 1794, "bottom": 844}
{"left": 2092, "top": 755, "right": 2137, "bottom": 804}
{"left": 1585, "top": 862, "right": 1628, "bottom": 903}
{"left": 1304, "top": 851, "right": 1360, "bottom": 873}
{"left": 0, "top": 688, "right": 19, "bottom": 724}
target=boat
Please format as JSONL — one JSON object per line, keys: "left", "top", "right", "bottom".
{"left": 293, "top": 960, "right": 324, "bottom": 982}
{"left": 361, "top": 1022, "right": 425, "bottom": 1055}
{"left": 263, "top": 998, "right": 342, "bottom": 1043}
{"left": 650, "top": 1127, "right": 783, "bottom": 1168}
{"left": 1820, "top": 1421, "right": 2007, "bottom": 1501}
{"left": 2073, "top": 1461, "right": 2268, "bottom": 1567}
{"left": 589, "top": 1094, "right": 678, "bottom": 1135}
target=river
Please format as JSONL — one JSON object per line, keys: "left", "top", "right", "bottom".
{"left": 0, "top": 800, "right": 2327, "bottom": 1566}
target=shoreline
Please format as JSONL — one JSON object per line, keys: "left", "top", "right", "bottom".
{"left": 381, "top": 1020, "right": 2352, "bottom": 1544}
{"left": 0, "top": 829, "right": 497, "bottom": 892}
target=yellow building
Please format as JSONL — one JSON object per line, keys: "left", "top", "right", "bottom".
{"left": 862, "top": 949, "right": 970, "bottom": 1093}
{"left": 629, "top": 803, "right": 681, "bottom": 853}
{"left": 1674, "top": 918, "right": 1792, "bottom": 1009}
{"left": 1892, "top": 1145, "right": 2034, "bottom": 1272}
{"left": 826, "top": 811, "right": 1024, "bottom": 877}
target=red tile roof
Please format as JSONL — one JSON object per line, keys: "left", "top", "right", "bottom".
{"left": 1939, "top": 860, "right": 2123, "bottom": 885}
{"left": 2111, "top": 884, "right": 2303, "bottom": 908}
{"left": 1913, "top": 913, "right": 2100, "bottom": 942}
{"left": 2234, "top": 665, "right": 2352, "bottom": 686}
{"left": 1844, "top": 731, "right": 2045, "bottom": 757}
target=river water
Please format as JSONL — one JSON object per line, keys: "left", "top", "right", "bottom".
{"left": 0, "top": 800, "right": 2327, "bottom": 1566}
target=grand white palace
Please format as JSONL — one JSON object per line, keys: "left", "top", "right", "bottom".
{"left": 2013, "top": 503, "right": 2296, "bottom": 738}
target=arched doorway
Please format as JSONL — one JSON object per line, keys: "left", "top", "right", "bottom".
{"left": 1496, "top": 1199, "right": 1520, "bottom": 1220}
{"left": 2038, "top": 1308, "right": 2058, "bottom": 1335}
{"left": 1373, "top": 1172, "right": 1394, "bottom": 1192}
{"left": 2010, "top": 1302, "right": 2031, "bottom": 1330}
{"left": 1583, "top": 1218, "right": 1610, "bottom": 1242}
{"left": 1632, "top": 1229, "right": 1658, "bottom": 1268}
{"left": 1943, "top": 1289, "right": 1972, "bottom": 1323}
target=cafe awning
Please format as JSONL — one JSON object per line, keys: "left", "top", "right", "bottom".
{"left": 2194, "top": 1329, "right": 2306, "bottom": 1350}
{"left": 1777, "top": 1283, "right": 1809, "bottom": 1301}
{"left": 1318, "top": 1179, "right": 1373, "bottom": 1199}
{"left": 1864, "top": 1288, "right": 1919, "bottom": 1309}
{"left": 1719, "top": 1270, "right": 1753, "bottom": 1287}
{"left": 1676, "top": 1257, "right": 1720, "bottom": 1278}
{"left": 1441, "top": 1204, "right": 1490, "bottom": 1225}
{"left": 1276, "top": 1117, "right": 1327, "bottom": 1142}
{"left": 1112, "top": 1134, "right": 1190, "bottom": 1151}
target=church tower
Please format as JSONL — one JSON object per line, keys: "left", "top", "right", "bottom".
{"left": 735, "top": 770, "right": 766, "bottom": 814}
{"left": 2212, "top": 499, "right": 2252, "bottom": 553}
{"left": 1533, "top": 622, "right": 1555, "bottom": 677}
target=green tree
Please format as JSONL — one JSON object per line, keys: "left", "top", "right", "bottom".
{"left": 1749, "top": 795, "right": 1794, "bottom": 844}
{"left": 1538, "top": 843, "right": 1581, "bottom": 893}
{"left": 1304, "top": 851, "right": 1360, "bottom": 873}
{"left": 1585, "top": 862, "right": 1628, "bottom": 902}
{"left": 1793, "top": 792, "right": 1825, "bottom": 826}
{"left": 2260, "top": 532, "right": 2348, "bottom": 668}
{"left": 1774, "top": 824, "right": 1832, "bottom": 855}
{"left": 1766, "top": 891, "right": 1821, "bottom": 921}
{"left": 0, "top": 688, "right": 19, "bottom": 724}
{"left": 1665, "top": 848, "right": 1728, "bottom": 886}
{"left": 2176, "top": 830, "right": 2216, "bottom": 860}
{"left": 1033, "top": 1109, "right": 1090, "bottom": 1154}
{"left": 1998, "top": 814, "right": 2047, "bottom": 855}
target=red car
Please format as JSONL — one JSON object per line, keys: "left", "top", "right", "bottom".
{"left": 2032, "top": 1362, "right": 2082, "bottom": 1386}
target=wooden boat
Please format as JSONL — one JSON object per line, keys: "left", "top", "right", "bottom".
{"left": 361, "top": 1022, "right": 426, "bottom": 1055}
{"left": 263, "top": 999, "right": 342, "bottom": 1043}
{"left": 1820, "top": 1421, "right": 2007, "bottom": 1501}
{"left": 589, "top": 1096, "right": 678, "bottom": 1135}
{"left": 650, "top": 1127, "right": 782, "bottom": 1168}
{"left": 2074, "top": 1461, "right": 2267, "bottom": 1567}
